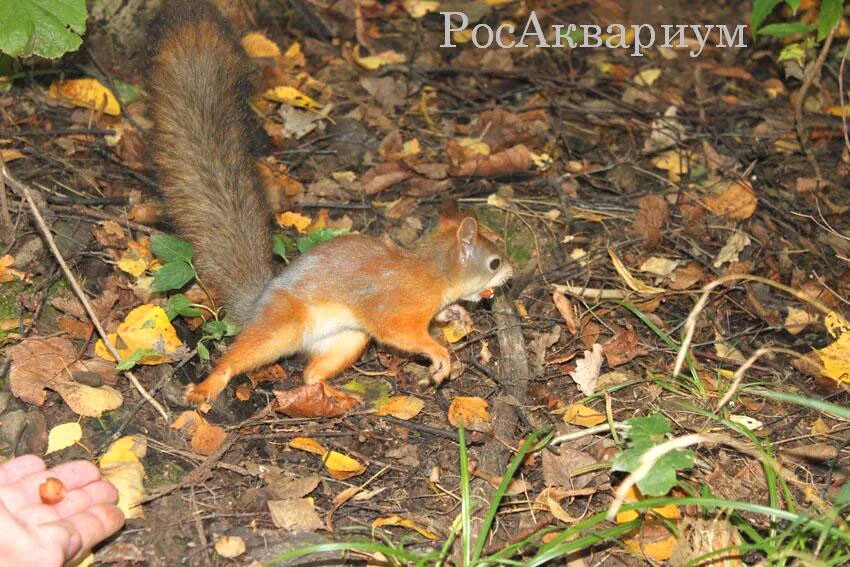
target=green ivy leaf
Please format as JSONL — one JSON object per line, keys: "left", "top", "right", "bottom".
{"left": 817, "top": 0, "right": 842, "bottom": 41}
{"left": 151, "top": 234, "right": 194, "bottom": 263}
{"left": 151, "top": 261, "right": 195, "bottom": 293}
{"left": 164, "top": 293, "right": 203, "bottom": 321}
{"left": 0, "top": 0, "right": 87, "bottom": 59}
{"left": 296, "top": 228, "right": 349, "bottom": 254}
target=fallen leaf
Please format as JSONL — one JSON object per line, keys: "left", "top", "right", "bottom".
{"left": 616, "top": 485, "right": 680, "bottom": 562}
{"left": 95, "top": 304, "right": 185, "bottom": 365}
{"left": 289, "top": 436, "right": 328, "bottom": 456}
{"left": 729, "top": 414, "right": 763, "bottom": 430}
{"left": 263, "top": 86, "right": 322, "bottom": 110}
{"left": 669, "top": 262, "right": 704, "bottom": 290}
{"left": 274, "top": 382, "right": 361, "bottom": 417}
{"left": 362, "top": 162, "right": 413, "bottom": 194}
{"left": 268, "top": 498, "right": 324, "bottom": 532}
{"left": 171, "top": 411, "right": 227, "bottom": 456}
{"left": 631, "top": 194, "right": 669, "bottom": 247}
{"left": 276, "top": 211, "right": 312, "bottom": 233}
{"left": 568, "top": 343, "right": 604, "bottom": 396}
{"left": 0, "top": 149, "right": 24, "bottom": 163}
{"left": 542, "top": 447, "right": 600, "bottom": 489}
{"left": 46, "top": 422, "right": 83, "bottom": 454}
{"left": 442, "top": 316, "right": 474, "bottom": 343}
{"left": 603, "top": 328, "right": 647, "bottom": 367}
{"left": 375, "top": 396, "right": 424, "bottom": 420}
{"left": 713, "top": 231, "right": 751, "bottom": 268}
{"left": 450, "top": 144, "right": 534, "bottom": 177}
{"left": 639, "top": 257, "right": 680, "bottom": 277}
{"left": 325, "top": 451, "right": 367, "bottom": 480}
{"left": 704, "top": 180, "right": 758, "bottom": 219}
{"left": 48, "top": 78, "right": 121, "bottom": 116}
{"left": 633, "top": 68, "right": 661, "bottom": 87}
{"left": 609, "top": 249, "right": 665, "bottom": 294}
{"left": 373, "top": 515, "right": 439, "bottom": 540}
{"left": 552, "top": 291, "right": 579, "bottom": 335}
{"left": 99, "top": 435, "right": 146, "bottom": 519}
{"left": 0, "top": 254, "right": 26, "bottom": 282}
{"left": 214, "top": 535, "right": 246, "bottom": 558}
{"left": 785, "top": 307, "right": 817, "bottom": 335}
{"left": 401, "top": 0, "right": 440, "bottom": 18}
{"left": 650, "top": 149, "right": 693, "bottom": 182}
{"left": 353, "top": 46, "right": 407, "bottom": 71}
{"left": 241, "top": 32, "right": 281, "bottom": 58}
{"left": 811, "top": 325, "right": 850, "bottom": 383}
{"left": 564, "top": 404, "right": 606, "bottom": 427}
{"left": 448, "top": 397, "right": 491, "bottom": 432}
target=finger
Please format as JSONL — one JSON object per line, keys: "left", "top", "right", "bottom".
{"left": 0, "top": 461, "right": 101, "bottom": 512}
{"left": 50, "top": 504, "right": 124, "bottom": 558}
{"left": 0, "top": 455, "right": 47, "bottom": 486}
{"left": 16, "top": 481, "right": 120, "bottom": 527}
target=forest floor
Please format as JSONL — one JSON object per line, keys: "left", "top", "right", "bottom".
{"left": 2, "top": 0, "right": 850, "bottom": 565}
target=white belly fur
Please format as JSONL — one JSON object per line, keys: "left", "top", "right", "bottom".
{"left": 301, "top": 304, "right": 361, "bottom": 351}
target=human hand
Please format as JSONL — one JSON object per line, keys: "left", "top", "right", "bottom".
{"left": 0, "top": 455, "right": 125, "bottom": 567}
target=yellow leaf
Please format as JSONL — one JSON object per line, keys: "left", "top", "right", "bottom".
{"left": 117, "top": 238, "right": 159, "bottom": 278}
{"left": 215, "top": 535, "right": 246, "bottom": 558}
{"left": 609, "top": 249, "right": 665, "bottom": 294}
{"left": 325, "top": 451, "right": 366, "bottom": 480}
{"left": 813, "top": 330, "right": 850, "bottom": 383}
{"left": 704, "top": 180, "right": 758, "bottom": 220}
{"left": 62, "top": 384, "right": 123, "bottom": 417}
{"left": 624, "top": 532, "right": 676, "bottom": 562}
{"left": 95, "top": 305, "right": 184, "bottom": 365}
{"left": 276, "top": 211, "right": 312, "bottom": 233}
{"left": 241, "top": 32, "right": 281, "bottom": 58}
{"left": 401, "top": 0, "right": 440, "bottom": 18}
{"left": 263, "top": 86, "right": 323, "bottom": 110}
{"left": 48, "top": 78, "right": 121, "bottom": 116}
{"left": 353, "top": 46, "right": 406, "bottom": 71}
{"left": 373, "top": 515, "right": 440, "bottom": 540}
{"left": 448, "top": 396, "right": 491, "bottom": 431}
{"left": 46, "top": 422, "right": 82, "bottom": 454}
{"left": 650, "top": 149, "right": 693, "bottom": 182}
{"left": 633, "top": 68, "right": 661, "bottom": 87}
{"left": 99, "top": 435, "right": 146, "bottom": 519}
{"left": 484, "top": 0, "right": 513, "bottom": 5}
{"left": 563, "top": 403, "right": 606, "bottom": 427}
{"left": 387, "top": 138, "right": 421, "bottom": 161}
{"left": 441, "top": 317, "right": 473, "bottom": 343}
{"left": 825, "top": 311, "right": 850, "bottom": 337}
{"left": 811, "top": 417, "right": 830, "bottom": 435}
{"left": 375, "top": 395, "right": 424, "bottom": 419}
{"left": 289, "top": 436, "right": 328, "bottom": 456}
{"left": 453, "top": 29, "right": 473, "bottom": 44}
{"left": 1, "top": 149, "right": 24, "bottom": 163}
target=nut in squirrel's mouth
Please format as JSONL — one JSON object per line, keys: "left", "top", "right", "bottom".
{"left": 480, "top": 288, "right": 495, "bottom": 299}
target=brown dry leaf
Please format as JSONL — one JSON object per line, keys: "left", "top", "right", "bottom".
{"left": 552, "top": 291, "right": 578, "bottom": 335}
{"left": 7, "top": 337, "right": 123, "bottom": 416}
{"left": 564, "top": 403, "right": 606, "bottom": 427}
{"left": 631, "top": 194, "right": 669, "bottom": 247}
{"left": 473, "top": 108, "right": 535, "bottom": 151}
{"left": 568, "top": 343, "right": 604, "bottom": 396}
{"left": 0, "top": 254, "right": 26, "bottom": 283}
{"left": 542, "top": 446, "right": 600, "bottom": 489}
{"left": 603, "top": 328, "right": 648, "bottom": 367}
{"left": 448, "top": 397, "right": 492, "bottom": 432}
{"left": 704, "top": 179, "right": 758, "bottom": 219}
{"left": 372, "top": 515, "right": 439, "bottom": 540}
{"left": 274, "top": 382, "right": 361, "bottom": 417}
{"left": 265, "top": 472, "right": 320, "bottom": 500}
{"left": 639, "top": 257, "right": 679, "bottom": 277}
{"left": 446, "top": 137, "right": 491, "bottom": 166}
{"left": 268, "top": 498, "right": 324, "bottom": 532}
{"left": 375, "top": 396, "right": 424, "bottom": 420}
{"left": 669, "top": 261, "right": 704, "bottom": 290}
{"left": 811, "top": 417, "right": 830, "bottom": 435}
{"left": 116, "top": 237, "right": 159, "bottom": 278}
{"left": 0, "top": 148, "right": 24, "bottom": 162}
{"left": 713, "top": 231, "right": 751, "bottom": 268}
{"left": 91, "top": 220, "right": 126, "bottom": 249}
{"left": 670, "top": 517, "right": 743, "bottom": 567}
{"left": 450, "top": 144, "right": 533, "bottom": 177}
{"left": 171, "top": 410, "right": 226, "bottom": 456}
{"left": 362, "top": 162, "right": 413, "bottom": 194}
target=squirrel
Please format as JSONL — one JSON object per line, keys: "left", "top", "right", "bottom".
{"left": 148, "top": 0, "right": 513, "bottom": 407}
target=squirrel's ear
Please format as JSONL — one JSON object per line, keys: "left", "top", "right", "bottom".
{"left": 456, "top": 217, "right": 478, "bottom": 262}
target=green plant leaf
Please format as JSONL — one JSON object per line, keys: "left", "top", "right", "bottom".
{"left": 752, "top": 0, "right": 785, "bottom": 37}
{"left": 202, "top": 318, "right": 238, "bottom": 340}
{"left": 757, "top": 21, "right": 815, "bottom": 38}
{"left": 151, "top": 261, "right": 195, "bottom": 293}
{"left": 610, "top": 413, "right": 695, "bottom": 497}
{"left": 778, "top": 42, "right": 807, "bottom": 64}
{"left": 0, "top": 0, "right": 87, "bottom": 59}
{"left": 296, "top": 227, "right": 349, "bottom": 254}
{"left": 817, "top": 0, "right": 842, "bottom": 41}
{"left": 116, "top": 347, "right": 160, "bottom": 371}
{"left": 151, "top": 234, "right": 194, "bottom": 263}
{"left": 196, "top": 340, "right": 210, "bottom": 360}
{"left": 164, "top": 293, "right": 203, "bottom": 320}
{"left": 273, "top": 233, "right": 295, "bottom": 263}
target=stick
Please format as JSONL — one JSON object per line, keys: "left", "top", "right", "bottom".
{"left": 1, "top": 166, "right": 170, "bottom": 422}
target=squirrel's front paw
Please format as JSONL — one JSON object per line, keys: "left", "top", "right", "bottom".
{"left": 435, "top": 304, "right": 472, "bottom": 326}
{"left": 429, "top": 353, "right": 452, "bottom": 385}
{"left": 185, "top": 371, "right": 230, "bottom": 412}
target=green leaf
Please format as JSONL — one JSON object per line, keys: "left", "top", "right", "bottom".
{"left": 757, "top": 21, "right": 815, "bottom": 38}
{"left": 196, "top": 340, "right": 210, "bottom": 360}
{"left": 151, "top": 234, "right": 194, "bottom": 263}
{"left": 151, "top": 261, "right": 195, "bottom": 293}
{"left": 751, "top": 0, "right": 784, "bottom": 37}
{"left": 273, "top": 234, "right": 295, "bottom": 263}
{"left": 202, "top": 318, "right": 238, "bottom": 340}
{"left": 626, "top": 413, "right": 671, "bottom": 441}
{"left": 296, "top": 228, "right": 349, "bottom": 254}
{"left": 778, "top": 42, "right": 806, "bottom": 64}
{"left": 0, "top": 0, "right": 87, "bottom": 59}
{"left": 110, "top": 78, "right": 143, "bottom": 105}
{"left": 817, "top": 0, "right": 842, "bottom": 41}
{"left": 116, "top": 347, "right": 159, "bottom": 371}
{"left": 164, "top": 293, "right": 203, "bottom": 320}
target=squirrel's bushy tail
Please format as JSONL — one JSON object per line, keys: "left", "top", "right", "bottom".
{"left": 149, "top": 0, "right": 274, "bottom": 324}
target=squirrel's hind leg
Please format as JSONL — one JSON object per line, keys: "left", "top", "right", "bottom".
{"left": 303, "top": 330, "right": 370, "bottom": 384}
{"left": 186, "top": 290, "right": 306, "bottom": 407}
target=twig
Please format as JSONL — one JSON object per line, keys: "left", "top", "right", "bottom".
{"left": 838, "top": 37, "right": 850, "bottom": 155}
{"left": 378, "top": 414, "right": 463, "bottom": 443}
{"left": 0, "top": 153, "right": 11, "bottom": 231}
{"left": 714, "top": 347, "right": 802, "bottom": 411}
{"left": 1, "top": 166, "right": 170, "bottom": 422}
{"left": 795, "top": 24, "right": 837, "bottom": 182}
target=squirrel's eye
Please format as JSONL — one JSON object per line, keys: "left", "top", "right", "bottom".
{"left": 489, "top": 257, "right": 501, "bottom": 271}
